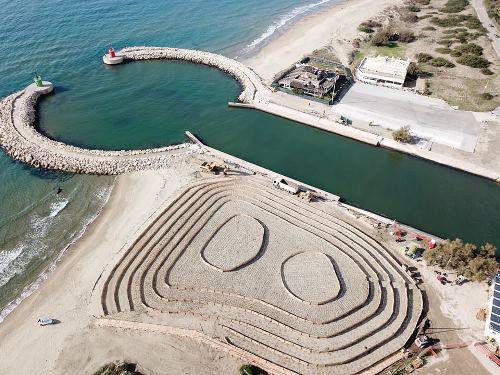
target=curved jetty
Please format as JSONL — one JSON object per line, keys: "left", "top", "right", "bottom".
{"left": 0, "top": 86, "right": 195, "bottom": 174}
{"left": 0, "top": 46, "right": 269, "bottom": 175}
{"left": 119, "top": 46, "right": 268, "bottom": 103}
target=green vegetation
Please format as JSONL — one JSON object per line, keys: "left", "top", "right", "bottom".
{"left": 416, "top": 52, "right": 433, "bottom": 63}
{"left": 408, "top": 4, "right": 421, "bottom": 12}
{"left": 359, "top": 25, "right": 374, "bottom": 33}
{"left": 454, "top": 43, "right": 483, "bottom": 55}
{"left": 430, "top": 15, "right": 467, "bottom": 27}
{"left": 423, "top": 239, "right": 498, "bottom": 282}
{"left": 371, "top": 29, "right": 391, "bottom": 46}
{"left": 430, "top": 57, "right": 455, "bottom": 67}
{"left": 437, "top": 39, "right": 454, "bottom": 47}
{"left": 94, "top": 362, "right": 143, "bottom": 375}
{"left": 484, "top": 0, "right": 500, "bottom": 24}
{"left": 480, "top": 92, "right": 494, "bottom": 100}
{"left": 441, "top": 0, "right": 469, "bottom": 13}
{"left": 465, "top": 15, "right": 484, "bottom": 30}
{"left": 398, "top": 29, "right": 416, "bottom": 42}
{"left": 435, "top": 47, "right": 452, "bottom": 54}
{"left": 423, "top": 80, "right": 432, "bottom": 95}
{"left": 456, "top": 54, "right": 491, "bottom": 68}
{"left": 240, "top": 364, "right": 268, "bottom": 375}
{"left": 392, "top": 126, "right": 413, "bottom": 143}
{"left": 481, "top": 67, "right": 494, "bottom": 75}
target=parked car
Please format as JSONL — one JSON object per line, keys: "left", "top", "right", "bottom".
{"left": 37, "top": 317, "right": 56, "bottom": 326}
{"left": 415, "top": 335, "right": 430, "bottom": 349}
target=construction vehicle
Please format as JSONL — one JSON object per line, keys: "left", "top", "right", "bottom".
{"left": 201, "top": 161, "right": 229, "bottom": 175}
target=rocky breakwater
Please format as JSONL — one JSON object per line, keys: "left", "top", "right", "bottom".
{"left": 119, "top": 46, "right": 269, "bottom": 103}
{"left": 0, "top": 85, "right": 198, "bottom": 175}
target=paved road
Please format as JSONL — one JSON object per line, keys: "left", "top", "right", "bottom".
{"left": 332, "top": 83, "right": 482, "bottom": 152}
{"left": 471, "top": 0, "right": 500, "bottom": 58}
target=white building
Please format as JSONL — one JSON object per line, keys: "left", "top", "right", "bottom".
{"left": 356, "top": 56, "right": 411, "bottom": 89}
{"left": 485, "top": 273, "right": 500, "bottom": 343}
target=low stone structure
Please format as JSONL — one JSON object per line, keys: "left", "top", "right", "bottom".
{"left": 101, "top": 175, "right": 423, "bottom": 375}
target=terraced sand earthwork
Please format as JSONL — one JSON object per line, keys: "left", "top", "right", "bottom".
{"left": 100, "top": 175, "right": 423, "bottom": 374}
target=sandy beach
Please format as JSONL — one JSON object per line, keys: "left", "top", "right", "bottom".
{"left": 0, "top": 0, "right": 496, "bottom": 374}
{"left": 245, "top": 0, "right": 404, "bottom": 82}
{"left": 0, "top": 158, "right": 240, "bottom": 374}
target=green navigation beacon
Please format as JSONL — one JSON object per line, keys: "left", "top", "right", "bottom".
{"left": 33, "top": 74, "right": 43, "bottom": 87}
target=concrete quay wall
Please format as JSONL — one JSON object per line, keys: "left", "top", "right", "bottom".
{"left": 0, "top": 87, "right": 197, "bottom": 175}
{"left": 230, "top": 102, "right": 500, "bottom": 182}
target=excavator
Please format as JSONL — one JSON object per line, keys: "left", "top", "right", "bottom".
{"left": 201, "top": 161, "right": 229, "bottom": 175}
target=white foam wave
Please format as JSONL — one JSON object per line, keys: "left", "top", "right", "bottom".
{"left": 246, "top": 0, "right": 332, "bottom": 50}
{"left": 49, "top": 200, "right": 68, "bottom": 217}
{"left": 0, "top": 184, "right": 113, "bottom": 323}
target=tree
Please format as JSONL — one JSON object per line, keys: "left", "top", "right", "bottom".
{"left": 371, "top": 29, "right": 391, "bottom": 46}
{"left": 423, "top": 239, "right": 498, "bottom": 281}
{"left": 392, "top": 126, "right": 413, "bottom": 143}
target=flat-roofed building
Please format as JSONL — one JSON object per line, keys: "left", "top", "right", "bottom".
{"left": 485, "top": 273, "right": 500, "bottom": 343}
{"left": 277, "top": 64, "right": 339, "bottom": 98}
{"left": 356, "top": 56, "right": 411, "bottom": 89}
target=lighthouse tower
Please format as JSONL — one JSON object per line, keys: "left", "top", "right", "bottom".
{"left": 103, "top": 46, "right": 124, "bottom": 65}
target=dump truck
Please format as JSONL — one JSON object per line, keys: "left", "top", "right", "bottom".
{"left": 273, "top": 178, "right": 299, "bottom": 194}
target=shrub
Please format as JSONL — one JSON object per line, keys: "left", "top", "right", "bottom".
{"left": 402, "top": 12, "right": 420, "bottom": 23}
{"left": 456, "top": 54, "right": 491, "bottom": 68}
{"left": 480, "top": 92, "right": 494, "bottom": 100}
{"left": 422, "top": 26, "right": 436, "bottom": 31}
{"left": 416, "top": 52, "right": 433, "bottom": 63}
{"left": 359, "top": 25, "right": 374, "bottom": 33}
{"left": 430, "top": 57, "right": 455, "bottom": 67}
{"left": 371, "top": 29, "right": 391, "bottom": 46}
{"left": 441, "top": 0, "right": 469, "bottom": 13}
{"left": 392, "top": 126, "right": 413, "bottom": 143}
{"left": 435, "top": 47, "right": 452, "bottom": 54}
{"left": 481, "top": 68, "right": 494, "bottom": 75}
{"left": 454, "top": 43, "right": 483, "bottom": 55}
{"left": 437, "top": 39, "right": 454, "bottom": 47}
{"left": 431, "top": 15, "right": 463, "bottom": 27}
{"left": 361, "top": 19, "right": 382, "bottom": 28}
{"left": 240, "top": 364, "right": 268, "bottom": 375}
{"left": 399, "top": 29, "right": 417, "bottom": 42}
{"left": 465, "top": 16, "right": 483, "bottom": 30}
{"left": 423, "top": 239, "right": 498, "bottom": 282}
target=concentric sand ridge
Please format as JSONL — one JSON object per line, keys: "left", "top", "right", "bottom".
{"left": 100, "top": 176, "right": 423, "bottom": 374}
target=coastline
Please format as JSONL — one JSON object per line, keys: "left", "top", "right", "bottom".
{"left": 0, "top": 1, "right": 496, "bottom": 374}
{"left": 0, "top": 0, "right": 391, "bottom": 330}
{"left": 245, "top": 0, "right": 405, "bottom": 82}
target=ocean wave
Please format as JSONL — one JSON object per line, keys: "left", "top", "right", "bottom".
{"left": 49, "top": 199, "right": 68, "bottom": 218}
{"left": 245, "top": 0, "right": 333, "bottom": 51}
{"left": 0, "top": 184, "right": 113, "bottom": 323}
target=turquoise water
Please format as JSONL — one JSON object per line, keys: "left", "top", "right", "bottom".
{"left": 0, "top": 0, "right": 342, "bottom": 318}
{"left": 0, "top": 0, "right": 499, "bottom": 318}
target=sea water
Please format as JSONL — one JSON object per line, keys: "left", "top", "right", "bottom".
{"left": 0, "top": 0, "right": 342, "bottom": 319}
{"left": 0, "top": 0, "right": 499, "bottom": 320}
